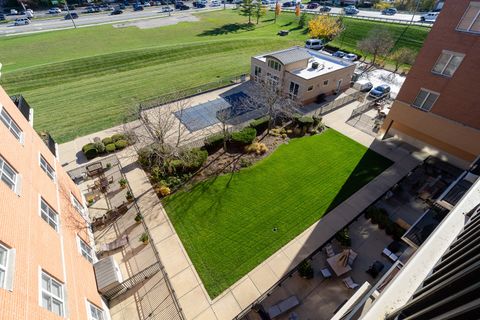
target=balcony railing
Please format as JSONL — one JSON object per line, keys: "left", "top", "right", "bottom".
{"left": 10, "top": 95, "right": 32, "bottom": 122}
{"left": 39, "top": 131, "right": 57, "bottom": 157}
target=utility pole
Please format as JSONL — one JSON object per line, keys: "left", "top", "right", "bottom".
{"left": 61, "top": 0, "right": 77, "bottom": 28}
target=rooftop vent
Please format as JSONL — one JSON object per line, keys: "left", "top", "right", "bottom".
{"left": 312, "top": 62, "right": 319, "bottom": 69}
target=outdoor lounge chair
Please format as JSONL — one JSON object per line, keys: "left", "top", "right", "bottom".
{"left": 268, "top": 295, "right": 300, "bottom": 318}
{"left": 382, "top": 248, "right": 399, "bottom": 262}
{"left": 325, "top": 244, "right": 335, "bottom": 258}
{"left": 97, "top": 235, "right": 129, "bottom": 254}
{"left": 342, "top": 276, "right": 359, "bottom": 289}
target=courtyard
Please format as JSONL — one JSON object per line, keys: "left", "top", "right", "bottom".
{"left": 163, "top": 129, "right": 393, "bottom": 298}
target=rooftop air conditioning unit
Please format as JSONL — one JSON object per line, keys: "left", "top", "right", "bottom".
{"left": 312, "top": 62, "right": 319, "bottom": 69}
{"left": 94, "top": 256, "right": 123, "bottom": 294}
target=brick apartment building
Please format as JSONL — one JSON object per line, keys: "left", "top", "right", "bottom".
{"left": 0, "top": 85, "right": 108, "bottom": 319}
{"left": 380, "top": 0, "right": 480, "bottom": 168}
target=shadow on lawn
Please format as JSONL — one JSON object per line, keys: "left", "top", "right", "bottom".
{"left": 198, "top": 23, "right": 255, "bottom": 36}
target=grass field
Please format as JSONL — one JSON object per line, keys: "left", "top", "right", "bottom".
{"left": 0, "top": 10, "right": 428, "bottom": 142}
{"left": 163, "top": 130, "right": 393, "bottom": 298}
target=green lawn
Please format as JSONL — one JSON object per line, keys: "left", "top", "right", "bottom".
{"left": 163, "top": 130, "right": 393, "bottom": 298}
{"left": 0, "top": 10, "right": 428, "bottom": 142}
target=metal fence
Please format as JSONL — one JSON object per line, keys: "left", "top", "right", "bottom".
{"left": 347, "top": 99, "right": 378, "bottom": 119}
{"left": 103, "top": 262, "right": 162, "bottom": 301}
{"left": 315, "top": 91, "right": 364, "bottom": 116}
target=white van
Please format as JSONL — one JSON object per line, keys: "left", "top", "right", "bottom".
{"left": 305, "top": 39, "right": 325, "bottom": 50}
{"left": 420, "top": 12, "right": 439, "bottom": 22}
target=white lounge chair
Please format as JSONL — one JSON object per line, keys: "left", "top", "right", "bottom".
{"left": 325, "top": 244, "right": 335, "bottom": 258}
{"left": 342, "top": 276, "right": 359, "bottom": 289}
{"left": 97, "top": 235, "right": 129, "bottom": 253}
{"left": 268, "top": 295, "right": 300, "bottom": 318}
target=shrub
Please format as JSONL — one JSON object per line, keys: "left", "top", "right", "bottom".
{"left": 105, "top": 143, "right": 116, "bottom": 153}
{"left": 297, "top": 116, "right": 314, "bottom": 126}
{"left": 102, "top": 137, "right": 113, "bottom": 145}
{"left": 231, "top": 127, "right": 256, "bottom": 146}
{"left": 240, "top": 158, "right": 252, "bottom": 168}
{"left": 115, "top": 139, "right": 128, "bottom": 150}
{"left": 169, "top": 159, "right": 184, "bottom": 172}
{"left": 245, "top": 142, "right": 268, "bottom": 155}
{"left": 94, "top": 141, "right": 106, "bottom": 154}
{"left": 111, "top": 133, "right": 126, "bottom": 142}
{"left": 82, "top": 144, "right": 98, "bottom": 160}
{"left": 335, "top": 228, "right": 351, "bottom": 247}
{"left": 298, "top": 260, "right": 314, "bottom": 279}
{"left": 82, "top": 143, "right": 95, "bottom": 153}
{"left": 204, "top": 133, "right": 224, "bottom": 153}
{"left": 150, "top": 166, "right": 164, "bottom": 183}
{"left": 249, "top": 116, "right": 270, "bottom": 133}
{"left": 157, "top": 185, "right": 171, "bottom": 197}
{"left": 183, "top": 148, "right": 208, "bottom": 172}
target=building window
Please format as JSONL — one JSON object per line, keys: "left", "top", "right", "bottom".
{"left": 268, "top": 59, "right": 281, "bottom": 71}
{"left": 40, "top": 271, "right": 64, "bottom": 317}
{"left": 71, "top": 194, "right": 87, "bottom": 221}
{"left": 0, "top": 106, "right": 22, "bottom": 142}
{"left": 39, "top": 155, "right": 55, "bottom": 181}
{"left": 0, "top": 244, "right": 15, "bottom": 291}
{"left": 457, "top": 2, "right": 480, "bottom": 33}
{"left": 307, "top": 85, "right": 313, "bottom": 91}
{"left": 323, "top": 80, "right": 329, "bottom": 86}
{"left": 0, "top": 156, "right": 17, "bottom": 192}
{"left": 254, "top": 66, "right": 262, "bottom": 76}
{"left": 266, "top": 73, "right": 280, "bottom": 89}
{"left": 289, "top": 82, "right": 300, "bottom": 98}
{"left": 88, "top": 301, "right": 105, "bottom": 320}
{"left": 412, "top": 89, "right": 440, "bottom": 111}
{"left": 0, "top": 245, "right": 7, "bottom": 289}
{"left": 40, "top": 198, "right": 59, "bottom": 231}
{"left": 78, "top": 237, "right": 94, "bottom": 263}
{"left": 432, "top": 51, "right": 464, "bottom": 77}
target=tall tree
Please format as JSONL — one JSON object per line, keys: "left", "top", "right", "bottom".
{"left": 357, "top": 28, "right": 394, "bottom": 67}
{"left": 308, "top": 14, "right": 344, "bottom": 41}
{"left": 274, "top": 1, "right": 281, "bottom": 23}
{"left": 253, "top": 2, "right": 267, "bottom": 24}
{"left": 389, "top": 48, "right": 416, "bottom": 73}
{"left": 295, "top": 2, "right": 301, "bottom": 18}
{"left": 239, "top": 0, "right": 255, "bottom": 24}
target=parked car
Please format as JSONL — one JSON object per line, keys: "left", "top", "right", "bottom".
{"left": 332, "top": 51, "right": 346, "bottom": 58}
{"left": 381, "top": 8, "right": 397, "bottom": 15}
{"left": 48, "top": 7, "right": 62, "bottom": 14}
{"left": 133, "top": 4, "right": 144, "bottom": 10}
{"left": 420, "top": 11, "right": 439, "bottom": 22}
{"left": 23, "top": 9, "right": 34, "bottom": 19}
{"left": 319, "top": 5, "right": 331, "bottom": 12}
{"left": 305, "top": 38, "right": 325, "bottom": 50}
{"left": 210, "top": 0, "right": 221, "bottom": 6}
{"left": 353, "top": 80, "right": 373, "bottom": 92}
{"left": 306, "top": 3, "right": 318, "bottom": 9}
{"left": 0, "top": 13, "right": 5, "bottom": 20}
{"left": 162, "top": 6, "right": 174, "bottom": 11}
{"left": 143, "top": 2, "right": 151, "bottom": 6}
{"left": 177, "top": 4, "right": 190, "bottom": 10}
{"left": 64, "top": 12, "right": 78, "bottom": 19}
{"left": 111, "top": 9, "right": 123, "bottom": 14}
{"left": 344, "top": 5, "right": 359, "bottom": 14}
{"left": 10, "top": 9, "right": 18, "bottom": 15}
{"left": 282, "top": 2, "right": 293, "bottom": 7}
{"left": 343, "top": 53, "right": 358, "bottom": 61}
{"left": 14, "top": 17, "right": 30, "bottom": 25}
{"left": 193, "top": 2, "right": 206, "bottom": 8}
{"left": 369, "top": 84, "right": 391, "bottom": 99}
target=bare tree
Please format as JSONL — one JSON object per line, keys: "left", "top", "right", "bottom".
{"left": 245, "top": 80, "right": 301, "bottom": 133}
{"left": 389, "top": 47, "right": 416, "bottom": 74}
{"left": 357, "top": 28, "right": 394, "bottom": 68}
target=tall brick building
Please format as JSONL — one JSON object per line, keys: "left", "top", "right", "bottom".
{"left": 380, "top": 0, "right": 480, "bottom": 168}
{"left": 0, "top": 86, "right": 107, "bottom": 319}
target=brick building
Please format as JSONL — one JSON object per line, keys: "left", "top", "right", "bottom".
{"left": 380, "top": 0, "right": 480, "bottom": 168}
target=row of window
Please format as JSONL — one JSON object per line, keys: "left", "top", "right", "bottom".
{"left": 1, "top": 243, "right": 100, "bottom": 318}
{"left": 0, "top": 105, "right": 23, "bottom": 142}
{"left": 267, "top": 59, "right": 282, "bottom": 71}
{"left": 457, "top": 2, "right": 480, "bottom": 34}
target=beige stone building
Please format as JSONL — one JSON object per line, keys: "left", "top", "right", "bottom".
{"left": 250, "top": 47, "right": 356, "bottom": 104}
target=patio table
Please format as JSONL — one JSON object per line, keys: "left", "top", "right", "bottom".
{"left": 327, "top": 249, "right": 358, "bottom": 276}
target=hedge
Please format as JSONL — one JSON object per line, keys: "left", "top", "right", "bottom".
{"left": 204, "top": 133, "right": 224, "bottom": 153}
{"left": 297, "top": 116, "right": 314, "bottom": 126}
{"left": 231, "top": 127, "right": 256, "bottom": 146}
{"left": 106, "top": 143, "right": 116, "bottom": 153}
{"left": 102, "top": 137, "right": 113, "bottom": 145}
{"left": 82, "top": 143, "right": 95, "bottom": 153}
{"left": 83, "top": 145, "right": 98, "bottom": 160}
{"left": 111, "top": 133, "right": 126, "bottom": 142}
{"left": 249, "top": 116, "right": 270, "bottom": 134}
{"left": 115, "top": 140, "right": 128, "bottom": 149}
{"left": 94, "top": 141, "right": 106, "bottom": 154}
{"left": 183, "top": 148, "right": 208, "bottom": 172}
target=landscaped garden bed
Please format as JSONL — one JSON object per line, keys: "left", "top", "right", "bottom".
{"left": 162, "top": 129, "right": 393, "bottom": 298}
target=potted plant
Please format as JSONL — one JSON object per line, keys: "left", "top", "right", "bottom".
{"left": 298, "top": 259, "right": 314, "bottom": 279}
{"left": 139, "top": 232, "right": 149, "bottom": 245}
{"left": 126, "top": 191, "right": 134, "bottom": 203}
{"left": 134, "top": 213, "right": 143, "bottom": 223}
{"left": 106, "top": 163, "right": 112, "bottom": 169}
{"left": 119, "top": 178, "right": 128, "bottom": 189}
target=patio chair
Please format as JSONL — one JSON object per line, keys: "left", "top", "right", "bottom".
{"left": 320, "top": 267, "right": 332, "bottom": 279}
{"left": 342, "top": 276, "right": 359, "bottom": 289}
{"left": 268, "top": 295, "right": 300, "bottom": 319}
{"left": 97, "top": 235, "right": 129, "bottom": 254}
{"left": 325, "top": 244, "right": 335, "bottom": 258}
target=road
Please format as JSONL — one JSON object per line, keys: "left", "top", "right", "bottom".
{"left": 0, "top": 4, "right": 429, "bottom": 36}
{"left": 0, "top": 4, "right": 230, "bottom": 36}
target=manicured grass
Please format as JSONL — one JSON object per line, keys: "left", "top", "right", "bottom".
{"left": 0, "top": 10, "right": 428, "bottom": 142}
{"left": 163, "top": 130, "right": 393, "bottom": 298}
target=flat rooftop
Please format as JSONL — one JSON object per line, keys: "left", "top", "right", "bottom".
{"left": 254, "top": 47, "right": 354, "bottom": 79}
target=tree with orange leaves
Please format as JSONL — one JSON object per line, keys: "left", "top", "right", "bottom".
{"left": 308, "top": 14, "right": 344, "bottom": 41}
{"left": 295, "top": 2, "right": 301, "bottom": 17}
{"left": 274, "top": 1, "right": 281, "bottom": 23}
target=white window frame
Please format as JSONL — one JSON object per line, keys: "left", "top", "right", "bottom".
{"left": 431, "top": 51, "right": 465, "bottom": 77}
{"left": 77, "top": 236, "right": 94, "bottom": 263}
{"left": 0, "top": 105, "right": 23, "bottom": 143}
{"left": 39, "top": 154, "right": 56, "bottom": 182}
{"left": 0, "top": 244, "right": 8, "bottom": 289}
{"left": 0, "top": 243, "right": 15, "bottom": 291}
{"left": 40, "top": 270, "right": 65, "bottom": 317}
{"left": 71, "top": 193, "right": 88, "bottom": 221}
{"left": 456, "top": 2, "right": 480, "bottom": 34}
{"left": 412, "top": 88, "right": 440, "bottom": 112}
{"left": 0, "top": 156, "right": 18, "bottom": 193}
{"left": 39, "top": 197, "right": 59, "bottom": 232}
{"left": 87, "top": 301, "right": 105, "bottom": 320}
